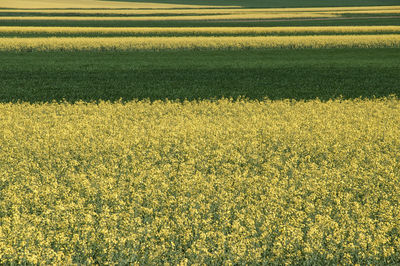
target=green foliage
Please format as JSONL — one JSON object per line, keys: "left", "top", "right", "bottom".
{"left": 0, "top": 49, "right": 399, "bottom": 102}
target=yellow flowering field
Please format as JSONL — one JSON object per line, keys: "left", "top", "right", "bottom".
{"left": 1, "top": 98, "right": 399, "bottom": 264}
{"left": 2, "top": 26, "right": 400, "bottom": 36}
{"left": 1, "top": 35, "right": 400, "bottom": 51}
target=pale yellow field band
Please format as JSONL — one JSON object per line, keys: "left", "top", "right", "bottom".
{"left": 1, "top": 35, "right": 399, "bottom": 51}
{"left": 0, "top": 13, "right": 340, "bottom": 21}
{"left": 1, "top": 26, "right": 400, "bottom": 35}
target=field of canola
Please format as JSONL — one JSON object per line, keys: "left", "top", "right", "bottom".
{"left": 1, "top": 0, "right": 400, "bottom": 264}
{"left": 3, "top": 26, "right": 400, "bottom": 37}
{"left": 1, "top": 99, "right": 400, "bottom": 264}
{"left": 2, "top": 35, "right": 400, "bottom": 51}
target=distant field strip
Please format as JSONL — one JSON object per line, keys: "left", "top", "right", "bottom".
{"left": 2, "top": 26, "right": 400, "bottom": 37}
{"left": 1, "top": 5, "right": 399, "bottom": 27}
{"left": 0, "top": 6, "right": 399, "bottom": 22}
{"left": 0, "top": 0, "right": 215, "bottom": 9}
{"left": 1, "top": 10, "right": 399, "bottom": 16}
{"left": 1, "top": 35, "right": 399, "bottom": 51}
{"left": 0, "top": 13, "right": 340, "bottom": 21}
{"left": 2, "top": 6, "right": 400, "bottom": 13}
{"left": 338, "top": 10, "right": 400, "bottom": 14}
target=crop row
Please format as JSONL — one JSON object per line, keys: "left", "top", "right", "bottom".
{"left": 1, "top": 98, "right": 399, "bottom": 264}
{"left": 2, "top": 26, "right": 400, "bottom": 37}
{"left": 0, "top": 13, "right": 341, "bottom": 21}
{"left": 1, "top": 35, "right": 399, "bottom": 51}
{"left": 2, "top": 6, "right": 399, "bottom": 13}
{"left": 0, "top": 0, "right": 204, "bottom": 9}
{"left": 1, "top": 11, "right": 399, "bottom": 17}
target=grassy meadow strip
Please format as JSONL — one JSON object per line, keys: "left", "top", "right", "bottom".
{"left": 1, "top": 26, "right": 400, "bottom": 37}
{"left": 1, "top": 35, "right": 399, "bottom": 51}
{"left": 1, "top": 98, "right": 399, "bottom": 264}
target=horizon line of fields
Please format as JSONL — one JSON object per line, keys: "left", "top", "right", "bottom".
{"left": 1, "top": 5, "right": 400, "bottom": 11}
{"left": 2, "top": 26, "right": 400, "bottom": 37}
{"left": 1, "top": 35, "right": 400, "bottom": 51}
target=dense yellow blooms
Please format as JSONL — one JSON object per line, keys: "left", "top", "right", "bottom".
{"left": 0, "top": 98, "right": 400, "bottom": 264}
{"left": 1, "top": 35, "right": 399, "bottom": 51}
{"left": 2, "top": 26, "right": 400, "bottom": 36}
